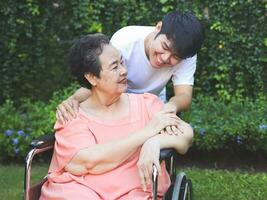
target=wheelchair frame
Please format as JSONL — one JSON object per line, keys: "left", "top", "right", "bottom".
{"left": 24, "top": 134, "right": 193, "bottom": 200}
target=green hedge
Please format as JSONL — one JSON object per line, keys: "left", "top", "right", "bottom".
{"left": 0, "top": 83, "right": 79, "bottom": 162}
{"left": 0, "top": 0, "right": 266, "bottom": 104}
{"left": 0, "top": 84, "right": 266, "bottom": 162}
{"left": 183, "top": 93, "right": 267, "bottom": 153}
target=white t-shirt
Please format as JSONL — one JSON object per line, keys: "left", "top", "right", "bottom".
{"left": 111, "top": 26, "right": 197, "bottom": 102}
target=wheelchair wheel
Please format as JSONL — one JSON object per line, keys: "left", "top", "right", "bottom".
{"left": 171, "top": 172, "right": 193, "bottom": 200}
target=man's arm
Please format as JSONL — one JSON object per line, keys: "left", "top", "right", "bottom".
{"left": 167, "top": 85, "right": 193, "bottom": 113}
{"left": 159, "top": 85, "right": 192, "bottom": 135}
{"left": 72, "top": 87, "right": 91, "bottom": 102}
{"left": 56, "top": 87, "right": 91, "bottom": 123}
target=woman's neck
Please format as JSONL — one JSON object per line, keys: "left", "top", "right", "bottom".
{"left": 81, "top": 89, "right": 126, "bottom": 117}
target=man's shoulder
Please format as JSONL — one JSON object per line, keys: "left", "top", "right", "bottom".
{"left": 175, "top": 55, "right": 197, "bottom": 70}
{"left": 111, "top": 26, "right": 154, "bottom": 45}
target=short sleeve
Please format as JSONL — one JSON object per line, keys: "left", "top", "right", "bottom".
{"left": 142, "top": 93, "right": 164, "bottom": 119}
{"left": 49, "top": 116, "right": 96, "bottom": 172}
{"left": 172, "top": 55, "right": 197, "bottom": 86}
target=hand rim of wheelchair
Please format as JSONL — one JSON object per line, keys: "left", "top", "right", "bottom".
{"left": 171, "top": 172, "right": 193, "bottom": 200}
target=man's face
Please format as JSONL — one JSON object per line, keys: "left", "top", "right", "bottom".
{"left": 96, "top": 45, "right": 128, "bottom": 94}
{"left": 148, "top": 34, "right": 181, "bottom": 69}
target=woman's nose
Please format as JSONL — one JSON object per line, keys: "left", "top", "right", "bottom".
{"left": 120, "top": 64, "right": 128, "bottom": 76}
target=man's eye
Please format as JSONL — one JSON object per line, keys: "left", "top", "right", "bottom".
{"left": 173, "top": 54, "right": 180, "bottom": 60}
{"left": 162, "top": 45, "right": 168, "bottom": 50}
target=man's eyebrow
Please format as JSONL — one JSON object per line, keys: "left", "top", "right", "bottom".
{"left": 162, "top": 42, "right": 170, "bottom": 49}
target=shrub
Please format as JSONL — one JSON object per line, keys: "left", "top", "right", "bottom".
{"left": 1, "top": 1, "right": 266, "bottom": 104}
{"left": 0, "top": 83, "right": 79, "bottom": 162}
{"left": 0, "top": 83, "right": 266, "bottom": 162}
{"left": 183, "top": 93, "right": 267, "bottom": 152}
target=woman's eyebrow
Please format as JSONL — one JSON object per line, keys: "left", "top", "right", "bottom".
{"left": 108, "top": 59, "right": 118, "bottom": 67}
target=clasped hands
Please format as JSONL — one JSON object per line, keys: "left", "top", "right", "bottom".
{"left": 137, "top": 103, "right": 183, "bottom": 192}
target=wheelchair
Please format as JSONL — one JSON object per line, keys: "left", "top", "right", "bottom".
{"left": 24, "top": 134, "right": 193, "bottom": 200}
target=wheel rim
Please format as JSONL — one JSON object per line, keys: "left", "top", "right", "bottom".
{"left": 171, "top": 172, "right": 193, "bottom": 200}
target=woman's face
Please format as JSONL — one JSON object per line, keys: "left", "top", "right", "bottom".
{"left": 95, "top": 44, "right": 128, "bottom": 95}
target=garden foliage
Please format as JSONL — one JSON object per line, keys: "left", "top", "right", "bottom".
{"left": 0, "top": 1, "right": 266, "bottom": 161}
{"left": 0, "top": 84, "right": 266, "bottom": 161}
{"left": 0, "top": 0, "right": 266, "bottom": 103}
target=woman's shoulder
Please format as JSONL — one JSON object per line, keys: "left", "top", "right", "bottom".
{"left": 54, "top": 112, "right": 89, "bottom": 132}
{"left": 128, "top": 92, "right": 161, "bottom": 102}
{"left": 128, "top": 93, "right": 163, "bottom": 110}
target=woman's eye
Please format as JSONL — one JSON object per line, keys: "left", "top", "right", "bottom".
{"left": 113, "top": 66, "right": 118, "bottom": 70}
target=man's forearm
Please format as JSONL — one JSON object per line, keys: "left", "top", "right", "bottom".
{"left": 72, "top": 87, "right": 91, "bottom": 103}
{"left": 168, "top": 93, "right": 192, "bottom": 113}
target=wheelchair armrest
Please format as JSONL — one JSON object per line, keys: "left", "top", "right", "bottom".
{"left": 160, "top": 148, "right": 177, "bottom": 161}
{"left": 30, "top": 134, "right": 55, "bottom": 149}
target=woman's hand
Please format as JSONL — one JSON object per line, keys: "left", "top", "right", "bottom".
{"left": 56, "top": 96, "right": 79, "bottom": 124}
{"left": 137, "top": 138, "right": 161, "bottom": 191}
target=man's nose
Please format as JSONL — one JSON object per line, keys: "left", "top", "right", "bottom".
{"left": 161, "top": 52, "right": 172, "bottom": 63}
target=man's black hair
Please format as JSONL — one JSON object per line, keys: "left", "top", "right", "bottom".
{"left": 158, "top": 11, "right": 204, "bottom": 59}
{"left": 68, "top": 33, "right": 110, "bottom": 88}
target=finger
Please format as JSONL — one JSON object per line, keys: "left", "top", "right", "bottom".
{"left": 171, "top": 125, "right": 179, "bottom": 135}
{"left": 138, "top": 164, "right": 147, "bottom": 191}
{"left": 72, "top": 101, "right": 79, "bottom": 116}
{"left": 62, "top": 101, "right": 76, "bottom": 118}
{"left": 143, "top": 165, "right": 150, "bottom": 188}
{"left": 57, "top": 110, "right": 66, "bottom": 124}
{"left": 165, "top": 126, "right": 173, "bottom": 135}
{"left": 56, "top": 111, "right": 63, "bottom": 123}
{"left": 170, "top": 113, "right": 180, "bottom": 120}
{"left": 176, "top": 124, "right": 184, "bottom": 134}
{"left": 57, "top": 104, "right": 68, "bottom": 120}
{"left": 154, "top": 160, "right": 162, "bottom": 177}
{"left": 66, "top": 111, "right": 74, "bottom": 122}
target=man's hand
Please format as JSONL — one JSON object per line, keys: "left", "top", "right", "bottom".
{"left": 161, "top": 103, "right": 184, "bottom": 135}
{"left": 56, "top": 96, "right": 79, "bottom": 124}
{"left": 146, "top": 107, "right": 180, "bottom": 137}
{"left": 137, "top": 138, "right": 161, "bottom": 191}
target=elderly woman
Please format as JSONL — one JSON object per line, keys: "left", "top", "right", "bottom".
{"left": 40, "top": 34, "right": 193, "bottom": 200}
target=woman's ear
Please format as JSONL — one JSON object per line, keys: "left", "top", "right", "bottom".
{"left": 155, "top": 21, "right": 162, "bottom": 32}
{"left": 84, "top": 73, "right": 97, "bottom": 86}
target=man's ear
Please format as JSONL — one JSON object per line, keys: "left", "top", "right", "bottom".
{"left": 155, "top": 21, "right": 162, "bottom": 32}
{"left": 84, "top": 73, "right": 97, "bottom": 86}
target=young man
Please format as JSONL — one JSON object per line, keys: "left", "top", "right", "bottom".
{"left": 57, "top": 11, "right": 204, "bottom": 129}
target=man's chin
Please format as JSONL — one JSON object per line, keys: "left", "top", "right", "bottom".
{"left": 150, "top": 62, "right": 162, "bottom": 69}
